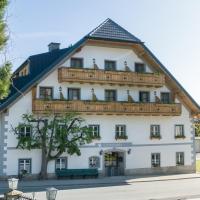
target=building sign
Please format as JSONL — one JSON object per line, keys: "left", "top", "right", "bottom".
{"left": 95, "top": 142, "right": 133, "bottom": 148}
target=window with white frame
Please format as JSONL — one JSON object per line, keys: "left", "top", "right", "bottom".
{"left": 19, "top": 126, "right": 32, "bottom": 137}
{"left": 89, "top": 125, "right": 100, "bottom": 139}
{"left": 150, "top": 125, "right": 160, "bottom": 137}
{"left": 18, "top": 159, "right": 31, "bottom": 174}
{"left": 55, "top": 157, "right": 67, "bottom": 170}
{"left": 115, "top": 125, "right": 127, "bottom": 139}
{"left": 89, "top": 156, "right": 100, "bottom": 168}
{"left": 176, "top": 152, "right": 184, "bottom": 166}
{"left": 151, "top": 153, "right": 160, "bottom": 167}
{"left": 175, "top": 125, "right": 184, "bottom": 137}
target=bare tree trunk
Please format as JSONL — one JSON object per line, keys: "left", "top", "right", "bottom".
{"left": 39, "top": 149, "right": 48, "bottom": 179}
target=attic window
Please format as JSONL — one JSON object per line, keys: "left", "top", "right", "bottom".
{"left": 135, "top": 63, "right": 146, "bottom": 73}
{"left": 70, "top": 58, "right": 83, "bottom": 68}
{"left": 19, "top": 65, "right": 29, "bottom": 77}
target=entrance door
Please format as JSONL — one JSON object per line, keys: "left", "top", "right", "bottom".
{"left": 104, "top": 152, "right": 124, "bottom": 176}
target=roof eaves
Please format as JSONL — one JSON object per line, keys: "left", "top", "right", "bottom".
{"left": 86, "top": 36, "right": 143, "bottom": 44}
{"left": 141, "top": 43, "right": 200, "bottom": 112}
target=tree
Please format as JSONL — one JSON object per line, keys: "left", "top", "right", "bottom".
{"left": 195, "top": 121, "right": 200, "bottom": 137}
{"left": 13, "top": 113, "right": 92, "bottom": 179}
{"left": 0, "top": 0, "right": 11, "bottom": 99}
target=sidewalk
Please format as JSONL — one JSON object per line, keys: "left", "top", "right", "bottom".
{"left": 1, "top": 173, "right": 200, "bottom": 190}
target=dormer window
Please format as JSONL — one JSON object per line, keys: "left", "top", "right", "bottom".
{"left": 70, "top": 57, "right": 83, "bottom": 68}
{"left": 135, "top": 63, "right": 146, "bottom": 73}
{"left": 19, "top": 64, "right": 29, "bottom": 77}
{"left": 105, "top": 60, "right": 116, "bottom": 71}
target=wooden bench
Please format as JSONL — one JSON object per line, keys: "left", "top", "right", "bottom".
{"left": 55, "top": 168, "right": 98, "bottom": 179}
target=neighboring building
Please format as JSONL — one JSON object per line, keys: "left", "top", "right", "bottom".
{"left": 0, "top": 18, "right": 200, "bottom": 178}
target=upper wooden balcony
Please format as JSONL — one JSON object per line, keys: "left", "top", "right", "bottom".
{"left": 32, "top": 99, "right": 181, "bottom": 116}
{"left": 58, "top": 67, "right": 165, "bottom": 87}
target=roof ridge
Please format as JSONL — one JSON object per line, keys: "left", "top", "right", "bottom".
{"left": 88, "top": 18, "right": 110, "bottom": 36}
{"left": 29, "top": 46, "right": 70, "bottom": 59}
{"left": 87, "top": 18, "right": 142, "bottom": 43}
{"left": 107, "top": 18, "right": 142, "bottom": 42}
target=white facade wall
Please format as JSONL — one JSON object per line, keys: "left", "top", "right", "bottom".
{"left": 2, "top": 45, "right": 195, "bottom": 176}
{"left": 63, "top": 45, "right": 153, "bottom": 72}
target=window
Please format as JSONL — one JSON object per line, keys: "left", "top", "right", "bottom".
{"left": 19, "top": 126, "right": 32, "bottom": 137}
{"left": 115, "top": 125, "right": 127, "bottom": 139}
{"left": 55, "top": 157, "right": 67, "bottom": 170}
{"left": 39, "top": 87, "right": 53, "bottom": 99}
{"left": 70, "top": 57, "right": 83, "bottom": 68}
{"left": 18, "top": 159, "right": 31, "bottom": 174}
{"left": 68, "top": 88, "right": 80, "bottom": 100}
{"left": 89, "top": 125, "right": 100, "bottom": 139}
{"left": 161, "top": 92, "right": 171, "bottom": 104}
{"left": 175, "top": 125, "right": 185, "bottom": 138}
{"left": 135, "top": 63, "right": 146, "bottom": 73}
{"left": 150, "top": 125, "right": 160, "bottom": 137}
{"left": 89, "top": 156, "right": 100, "bottom": 168}
{"left": 105, "top": 60, "right": 116, "bottom": 71}
{"left": 176, "top": 152, "right": 184, "bottom": 166}
{"left": 139, "top": 91, "right": 150, "bottom": 103}
{"left": 151, "top": 153, "right": 160, "bottom": 167}
{"left": 105, "top": 90, "right": 117, "bottom": 101}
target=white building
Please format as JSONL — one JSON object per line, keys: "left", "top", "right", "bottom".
{"left": 0, "top": 18, "right": 199, "bottom": 178}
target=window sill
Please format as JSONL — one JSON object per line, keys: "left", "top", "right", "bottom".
{"left": 176, "top": 164, "right": 184, "bottom": 166}
{"left": 150, "top": 136, "right": 161, "bottom": 140}
{"left": 151, "top": 166, "right": 161, "bottom": 168}
{"left": 115, "top": 137, "right": 128, "bottom": 140}
{"left": 175, "top": 136, "right": 186, "bottom": 139}
{"left": 91, "top": 137, "right": 101, "bottom": 141}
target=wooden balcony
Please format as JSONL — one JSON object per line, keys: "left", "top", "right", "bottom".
{"left": 32, "top": 99, "right": 181, "bottom": 116}
{"left": 58, "top": 67, "right": 165, "bottom": 87}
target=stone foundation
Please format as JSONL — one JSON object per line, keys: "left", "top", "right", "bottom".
{"left": 125, "top": 165, "right": 196, "bottom": 176}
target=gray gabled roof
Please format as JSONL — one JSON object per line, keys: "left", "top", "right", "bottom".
{"left": 87, "top": 18, "right": 142, "bottom": 43}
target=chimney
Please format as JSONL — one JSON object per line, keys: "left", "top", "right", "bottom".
{"left": 48, "top": 42, "right": 60, "bottom": 52}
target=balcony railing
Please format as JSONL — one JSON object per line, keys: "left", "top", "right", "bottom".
{"left": 32, "top": 99, "right": 181, "bottom": 116}
{"left": 58, "top": 67, "right": 165, "bottom": 87}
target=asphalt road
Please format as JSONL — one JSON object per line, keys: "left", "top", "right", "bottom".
{"left": 8, "top": 178, "right": 200, "bottom": 200}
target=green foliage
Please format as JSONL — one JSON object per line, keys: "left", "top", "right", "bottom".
{"left": 0, "top": 61, "right": 11, "bottom": 99}
{"left": 0, "top": 0, "right": 11, "bottom": 99}
{"left": 13, "top": 113, "right": 92, "bottom": 160}
{"left": 195, "top": 123, "right": 200, "bottom": 137}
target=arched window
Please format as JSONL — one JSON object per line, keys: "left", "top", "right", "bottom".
{"left": 89, "top": 156, "right": 100, "bottom": 168}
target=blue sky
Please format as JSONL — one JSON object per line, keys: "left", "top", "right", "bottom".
{"left": 6, "top": 0, "right": 200, "bottom": 103}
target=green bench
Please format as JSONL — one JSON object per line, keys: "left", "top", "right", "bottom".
{"left": 55, "top": 168, "right": 98, "bottom": 179}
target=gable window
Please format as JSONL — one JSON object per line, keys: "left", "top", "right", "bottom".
{"left": 150, "top": 125, "right": 160, "bottom": 139}
{"left": 39, "top": 87, "right": 53, "bottom": 100}
{"left": 19, "top": 126, "right": 32, "bottom": 137}
{"left": 70, "top": 57, "right": 83, "bottom": 68}
{"left": 176, "top": 152, "right": 184, "bottom": 166}
{"left": 115, "top": 125, "right": 127, "bottom": 139}
{"left": 105, "top": 90, "right": 117, "bottom": 101}
{"left": 89, "top": 125, "right": 100, "bottom": 139}
{"left": 18, "top": 159, "right": 31, "bottom": 174}
{"left": 89, "top": 156, "right": 100, "bottom": 168}
{"left": 55, "top": 157, "right": 67, "bottom": 170}
{"left": 105, "top": 60, "right": 116, "bottom": 71}
{"left": 151, "top": 153, "right": 160, "bottom": 167}
{"left": 139, "top": 91, "right": 150, "bottom": 103}
{"left": 68, "top": 88, "right": 80, "bottom": 100}
{"left": 161, "top": 92, "right": 171, "bottom": 104}
{"left": 175, "top": 125, "right": 185, "bottom": 138}
{"left": 135, "top": 63, "right": 146, "bottom": 73}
